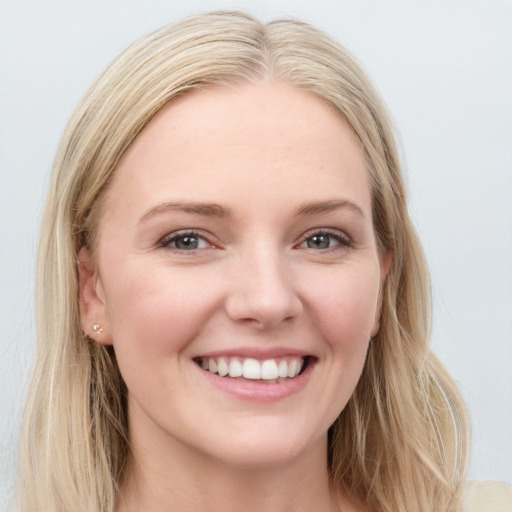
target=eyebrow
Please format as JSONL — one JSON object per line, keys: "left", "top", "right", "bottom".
{"left": 295, "top": 199, "right": 365, "bottom": 219}
{"left": 139, "top": 201, "right": 231, "bottom": 223}
{"left": 139, "top": 198, "right": 365, "bottom": 224}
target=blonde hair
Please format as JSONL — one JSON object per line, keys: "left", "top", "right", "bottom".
{"left": 18, "top": 11, "right": 469, "bottom": 512}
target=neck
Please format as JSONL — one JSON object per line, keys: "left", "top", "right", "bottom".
{"left": 117, "top": 429, "right": 340, "bottom": 512}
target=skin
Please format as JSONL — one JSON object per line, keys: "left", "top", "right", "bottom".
{"left": 79, "top": 81, "right": 391, "bottom": 512}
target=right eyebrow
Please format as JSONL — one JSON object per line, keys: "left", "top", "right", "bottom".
{"left": 139, "top": 201, "right": 231, "bottom": 224}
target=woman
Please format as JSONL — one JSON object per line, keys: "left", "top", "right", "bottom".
{"left": 17, "top": 10, "right": 499, "bottom": 512}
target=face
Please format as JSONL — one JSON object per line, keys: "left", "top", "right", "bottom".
{"left": 80, "top": 82, "right": 390, "bottom": 470}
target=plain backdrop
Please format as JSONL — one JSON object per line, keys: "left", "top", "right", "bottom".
{"left": 1, "top": 0, "right": 511, "bottom": 508}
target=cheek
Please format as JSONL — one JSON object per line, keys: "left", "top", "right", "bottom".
{"left": 319, "top": 267, "right": 381, "bottom": 400}
{"left": 310, "top": 264, "right": 380, "bottom": 353}
{"left": 294, "top": 266, "right": 380, "bottom": 430}
{"left": 101, "top": 262, "right": 222, "bottom": 360}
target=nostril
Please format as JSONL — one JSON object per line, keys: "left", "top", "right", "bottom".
{"left": 239, "top": 317, "right": 267, "bottom": 329}
{"left": 225, "top": 295, "right": 303, "bottom": 330}
{"left": 224, "top": 264, "right": 303, "bottom": 329}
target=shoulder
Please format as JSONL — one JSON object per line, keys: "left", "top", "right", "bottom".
{"left": 463, "top": 481, "right": 512, "bottom": 512}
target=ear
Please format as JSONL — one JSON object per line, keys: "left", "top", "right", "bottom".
{"left": 78, "top": 247, "right": 113, "bottom": 346}
{"left": 371, "top": 249, "right": 393, "bottom": 338}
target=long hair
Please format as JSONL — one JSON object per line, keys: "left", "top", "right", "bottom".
{"left": 18, "top": 11, "right": 469, "bottom": 512}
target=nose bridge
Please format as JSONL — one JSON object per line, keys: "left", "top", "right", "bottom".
{"left": 225, "top": 240, "right": 302, "bottom": 328}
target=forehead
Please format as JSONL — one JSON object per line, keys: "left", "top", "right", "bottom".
{"left": 104, "top": 81, "right": 370, "bottom": 221}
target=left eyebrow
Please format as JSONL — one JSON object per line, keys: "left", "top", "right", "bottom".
{"left": 295, "top": 199, "right": 366, "bottom": 219}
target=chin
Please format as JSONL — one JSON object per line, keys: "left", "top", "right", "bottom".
{"left": 191, "top": 418, "right": 328, "bottom": 470}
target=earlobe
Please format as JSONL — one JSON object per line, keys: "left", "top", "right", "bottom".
{"left": 78, "top": 247, "right": 113, "bottom": 346}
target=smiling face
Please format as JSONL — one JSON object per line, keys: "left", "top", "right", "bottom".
{"left": 80, "top": 81, "right": 390, "bottom": 471}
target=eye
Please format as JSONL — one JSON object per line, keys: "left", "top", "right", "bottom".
{"left": 299, "top": 230, "right": 352, "bottom": 251}
{"left": 159, "top": 231, "right": 213, "bottom": 251}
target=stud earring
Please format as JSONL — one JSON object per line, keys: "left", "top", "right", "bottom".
{"left": 92, "top": 323, "right": 104, "bottom": 334}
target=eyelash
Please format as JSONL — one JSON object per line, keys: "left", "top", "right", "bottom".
{"left": 298, "top": 229, "right": 353, "bottom": 252}
{"left": 158, "top": 228, "right": 352, "bottom": 253}
{"left": 158, "top": 230, "right": 213, "bottom": 252}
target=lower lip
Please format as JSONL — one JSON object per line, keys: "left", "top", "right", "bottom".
{"left": 196, "top": 360, "right": 315, "bottom": 402}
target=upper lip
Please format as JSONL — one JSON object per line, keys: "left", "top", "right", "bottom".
{"left": 192, "top": 347, "right": 315, "bottom": 360}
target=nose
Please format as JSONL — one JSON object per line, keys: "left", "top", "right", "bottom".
{"left": 225, "top": 246, "right": 303, "bottom": 330}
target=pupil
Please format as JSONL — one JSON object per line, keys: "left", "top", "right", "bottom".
{"left": 308, "top": 235, "right": 329, "bottom": 249}
{"left": 176, "top": 235, "right": 198, "bottom": 250}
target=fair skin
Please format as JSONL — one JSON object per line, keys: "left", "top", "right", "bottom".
{"left": 80, "top": 81, "right": 390, "bottom": 512}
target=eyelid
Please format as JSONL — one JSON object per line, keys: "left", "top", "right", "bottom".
{"left": 158, "top": 229, "right": 217, "bottom": 251}
{"left": 157, "top": 227, "right": 352, "bottom": 253}
{"left": 297, "top": 227, "right": 353, "bottom": 249}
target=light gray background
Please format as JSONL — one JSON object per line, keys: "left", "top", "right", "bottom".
{"left": 1, "top": 0, "right": 511, "bottom": 508}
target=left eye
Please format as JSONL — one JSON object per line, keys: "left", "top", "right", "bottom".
{"left": 300, "top": 232, "right": 349, "bottom": 250}
{"left": 160, "top": 232, "right": 212, "bottom": 251}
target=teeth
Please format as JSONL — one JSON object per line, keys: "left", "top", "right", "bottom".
{"left": 278, "top": 360, "right": 288, "bottom": 378}
{"left": 199, "top": 356, "right": 305, "bottom": 381}
{"left": 261, "top": 359, "right": 278, "bottom": 380}
{"left": 288, "top": 359, "right": 301, "bottom": 378}
{"left": 217, "top": 357, "right": 229, "bottom": 377}
{"left": 228, "top": 358, "right": 243, "bottom": 377}
{"left": 208, "top": 358, "right": 217, "bottom": 374}
{"left": 242, "top": 358, "right": 261, "bottom": 379}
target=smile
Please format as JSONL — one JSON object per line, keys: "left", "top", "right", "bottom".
{"left": 194, "top": 356, "right": 309, "bottom": 383}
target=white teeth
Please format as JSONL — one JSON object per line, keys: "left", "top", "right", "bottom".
{"left": 217, "top": 357, "right": 229, "bottom": 377}
{"left": 288, "top": 359, "right": 301, "bottom": 378}
{"left": 278, "top": 360, "right": 288, "bottom": 378}
{"left": 200, "top": 356, "right": 306, "bottom": 381}
{"left": 228, "top": 358, "right": 243, "bottom": 378}
{"left": 208, "top": 358, "right": 217, "bottom": 374}
{"left": 261, "top": 359, "right": 278, "bottom": 380}
{"left": 242, "top": 358, "right": 261, "bottom": 379}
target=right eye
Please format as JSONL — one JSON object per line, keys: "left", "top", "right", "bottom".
{"left": 159, "top": 231, "right": 213, "bottom": 251}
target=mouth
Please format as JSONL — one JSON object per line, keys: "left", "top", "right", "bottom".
{"left": 193, "top": 355, "right": 313, "bottom": 384}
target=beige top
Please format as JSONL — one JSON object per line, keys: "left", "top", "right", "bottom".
{"left": 464, "top": 481, "right": 512, "bottom": 512}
